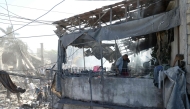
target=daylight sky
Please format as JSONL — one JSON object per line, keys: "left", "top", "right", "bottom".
{"left": 0, "top": 0, "right": 122, "bottom": 53}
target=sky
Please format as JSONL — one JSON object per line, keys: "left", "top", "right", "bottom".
{"left": 0, "top": 0, "right": 122, "bottom": 53}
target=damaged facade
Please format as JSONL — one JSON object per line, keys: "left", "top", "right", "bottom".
{"left": 52, "top": 0, "right": 190, "bottom": 109}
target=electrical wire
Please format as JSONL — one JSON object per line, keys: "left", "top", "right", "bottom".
{"left": 0, "top": 21, "right": 54, "bottom": 26}
{"left": 0, "top": 12, "right": 54, "bottom": 23}
{"left": 2, "top": 0, "right": 64, "bottom": 75}
{"left": 0, "top": 17, "right": 53, "bottom": 25}
{"left": 0, "top": 3, "right": 75, "bottom": 14}
{"left": 0, "top": 11, "right": 53, "bottom": 25}
{"left": 67, "top": 48, "right": 80, "bottom": 59}
{"left": 1, "top": 0, "right": 65, "bottom": 37}
{"left": 0, "top": 6, "right": 54, "bottom": 25}
{"left": 0, "top": 13, "right": 54, "bottom": 23}
{"left": 0, "top": 34, "right": 56, "bottom": 39}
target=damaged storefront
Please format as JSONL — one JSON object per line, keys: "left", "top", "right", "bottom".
{"left": 52, "top": 0, "right": 190, "bottom": 109}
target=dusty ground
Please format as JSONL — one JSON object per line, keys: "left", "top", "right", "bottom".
{"left": 0, "top": 86, "right": 61, "bottom": 109}
{"left": 0, "top": 89, "right": 51, "bottom": 109}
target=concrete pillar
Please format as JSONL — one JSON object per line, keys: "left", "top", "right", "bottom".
{"left": 171, "top": 27, "right": 179, "bottom": 66}
{"left": 179, "top": 0, "right": 190, "bottom": 93}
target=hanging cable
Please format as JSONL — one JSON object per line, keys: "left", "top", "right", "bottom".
{"left": 0, "top": 17, "right": 54, "bottom": 25}
{"left": 0, "top": 34, "right": 56, "bottom": 39}
{"left": 0, "top": 21, "right": 54, "bottom": 26}
{"left": 0, "top": 7, "right": 53, "bottom": 25}
{"left": 0, "top": 13, "right": 53, "bottom": 24}
{"left": 0, "top": 3, "right": 75, "bottom": 14}
{"left": 66, "top": 48, "right": 80, "bottom": 59}
{"left": 0, "top": 0, "right": 64, "bottom": 73}
{"left": 1, "top": 0, "right": 65, "bottom": 37}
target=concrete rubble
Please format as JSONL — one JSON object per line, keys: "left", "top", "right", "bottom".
{"left": 0, "top": 76, "right": 60, "bottom": 109}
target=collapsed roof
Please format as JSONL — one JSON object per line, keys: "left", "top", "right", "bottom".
{"left": 53, "top": 0, "right": 179, "bottom": 49}
{"left": 53, "top": 0, "right": 174, "bottom": 34}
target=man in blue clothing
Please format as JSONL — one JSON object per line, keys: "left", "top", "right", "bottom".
{"left": 116, "top": 54, "right": 130, "bottom": 76}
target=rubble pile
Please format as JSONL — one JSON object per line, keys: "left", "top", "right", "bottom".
{"left": 0, "top": 75, "right": 56, "bottom": 109}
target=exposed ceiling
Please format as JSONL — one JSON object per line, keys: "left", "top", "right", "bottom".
{"left": 53, "top": 0, "right": 173, "bottom": 33}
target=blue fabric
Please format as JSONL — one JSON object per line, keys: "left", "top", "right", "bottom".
{"left": 153, "top": 65, "right": 163, "bottom": 85}
{"left": 163, "top": 67, "right": 189, "bottom": 109}
{"left": 116, "top": 57, "right": 129, "bottom": 72}
{"left": 35, "top": 88, "right": 41, "bottom": 95}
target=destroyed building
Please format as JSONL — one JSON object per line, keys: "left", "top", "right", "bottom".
{"left": 0, "top": 26, "right": 53, "bottom": 108}
{"left": 51, "top": 0, "right": 190, "bottom": 109}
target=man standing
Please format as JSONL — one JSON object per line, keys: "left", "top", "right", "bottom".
{"left": 116, "top": 54, "right": 130, "bottom": 76}
{"left": 34, "top": 87, "right": 43, "bottom": 106}
{"left": 43, "top": 84, "right": 48, "bottom": 102}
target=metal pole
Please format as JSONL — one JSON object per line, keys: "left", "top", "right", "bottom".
{"left": 99, "top": 13, "right": 101, "bottom": 27}
{"left": 50, "top": 65, "right": 55, "bottom": 109}
{"left": 98, "top": 13, "right": 103, "bottom": 77}
{"left": 115, "top": 40, "right": 118, "bottom": 61}
{"left": 40, "top": 43, "right": 44, "bottom": 65}
{"left": 40, "top": 43, "right": 44, "bottom": 87}
{"left": 51, "top": 71, "right": 53, "bottom": 109}
{"left": 79, "top": 17, "right": 81, "bottom": 31}
{"left": 98, "top": 37, "right": 104, "bottom": 78}
{"left": 100, "top": 41, "right": 103, "bottom": 67}
{"left": 110, "top": 7, "right": 112, "bottom": 25}
{"left": 83, "top": 47, "right": 86, "bottom": 70}
{"left": 89, "top": 71, "right": 93, "bottom": 109}
{"left": 45, "top": 64, "right": 55, "bottom": 109}
{"left": 137, "top": 0, "right": 140, "bottom": 19}
{"left": 98, "top": 11, "right": 103, "bottom": 81}
{"left": 125, "top": 5, "right": 128, "bottom": 21}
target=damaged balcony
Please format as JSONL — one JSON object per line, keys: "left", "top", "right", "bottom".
{"left": 51, "top": 0, "right": 189, "bottom": 109}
